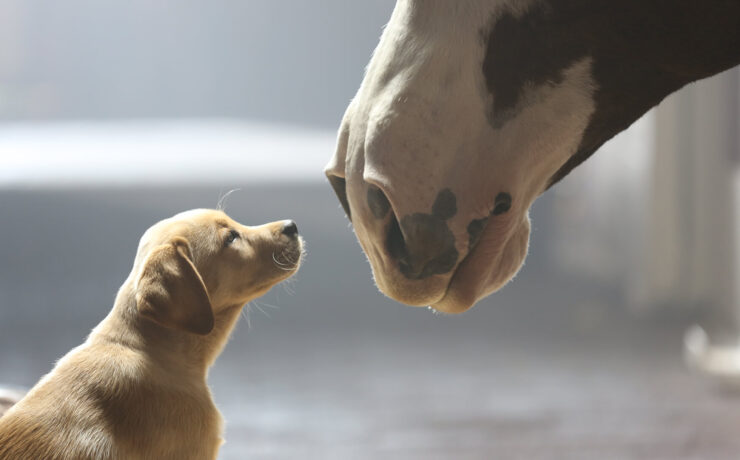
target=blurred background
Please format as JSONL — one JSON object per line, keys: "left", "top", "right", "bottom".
{"left": 1, "top": 1, "right": 739, "bottom": 458}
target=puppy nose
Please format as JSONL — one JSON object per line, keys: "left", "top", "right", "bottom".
{"left": 281, "top": 220, "right": 298, "bottom": 237}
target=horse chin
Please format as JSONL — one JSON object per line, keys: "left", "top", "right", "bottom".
{"left": 428, "top": 256, "right": 488, "bottom": 314}
{"left": 430, "top": 216, "right": 531, "bottom": 314}
{"left": 373, "top": 268, "right": 450, "bottom": 307}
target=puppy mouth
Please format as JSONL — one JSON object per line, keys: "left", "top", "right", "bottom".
{"left": 272, "top": 237, "right": 304, "bottom": 272}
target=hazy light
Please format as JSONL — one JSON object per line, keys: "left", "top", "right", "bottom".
{"left": 0, "top": 119, "right": 336, "bottom": 188}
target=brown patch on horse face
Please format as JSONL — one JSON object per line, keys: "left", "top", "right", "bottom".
{"left": 482, "top": 4, "right": 583, "bottom": 129}
{"left": 482, "top": 1, "right": 740, "bottom": 188}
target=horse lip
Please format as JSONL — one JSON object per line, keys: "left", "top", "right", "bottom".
{"left": 427, "top": 220, "right": 492, "bottom": 314}
{"left": 428, "top": 252, "right": 474, "bottom": 314}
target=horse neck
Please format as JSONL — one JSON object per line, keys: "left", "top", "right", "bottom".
{"left": 519, "top": 0, "right": 740, "bottom": 185}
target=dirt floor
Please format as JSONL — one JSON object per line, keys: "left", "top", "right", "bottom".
{"left": 2, "top": 186, "right": 739, "bottom": 459}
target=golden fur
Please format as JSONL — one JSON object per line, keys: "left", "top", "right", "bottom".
{"left": 0, "top": 209, "right": 302, "bottom": 459}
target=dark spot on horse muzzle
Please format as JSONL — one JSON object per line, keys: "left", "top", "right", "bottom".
{"left": 386, "top": 188, "right": 459, "bottom": 280}
{"left": 367, "top": 185, "right": 391, "bottom": 219}
{"left": 492, "top": 192, "right": 512, "bottom": 215}
{"left": 467, "top": 217, "right": 488, "bottom": 249}
{"left": 431, "top": 188, "right": 457, "bottom": 220}
{"left": 467, "top": 192, "right": 511, "bottom": 249}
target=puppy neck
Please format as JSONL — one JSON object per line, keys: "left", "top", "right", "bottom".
{"left": 91, "top": 278, "right": 245, "bottom": 378}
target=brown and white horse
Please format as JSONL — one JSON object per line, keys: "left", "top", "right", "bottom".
{"left": 326, "top": 0, "right": 740, "bottom": 313}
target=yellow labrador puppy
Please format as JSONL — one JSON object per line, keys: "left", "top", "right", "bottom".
{"left": 0, "top": 209, "right": 302, "bottom": 459}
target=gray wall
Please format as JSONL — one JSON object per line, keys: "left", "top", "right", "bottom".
{"left": 0, "top": 0, "right": 394, "bottom": 127}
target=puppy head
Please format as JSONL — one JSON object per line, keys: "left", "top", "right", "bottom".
{"left": 133, "top": 209, "right": 303, "bottom": 335}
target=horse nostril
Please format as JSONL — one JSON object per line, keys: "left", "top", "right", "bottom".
{"left": 281, "top": 220, "right": 298, "bottom": 237}
{"left": 386, "top": 212, "right": 407, "bottom": 262}
{"left": 367, "top": 185, "right": 391, "bottom": 219}
{"left": 385, "top": 211, "right": 459, "bottom": 280}
{"left": 327, "top": 174, "right": 351, "bottom": 221}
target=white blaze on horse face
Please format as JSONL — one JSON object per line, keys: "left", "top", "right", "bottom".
{"left": 325, "top": 0, "right": 596, "bottom": 313}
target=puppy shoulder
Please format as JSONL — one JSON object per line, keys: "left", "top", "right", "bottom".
{"left": 0, "top": 404, "right": 117, "bottom": 460}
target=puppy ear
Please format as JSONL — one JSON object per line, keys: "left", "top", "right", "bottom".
{"left": 135, "top": 237, "right": 214, "bottom": 335}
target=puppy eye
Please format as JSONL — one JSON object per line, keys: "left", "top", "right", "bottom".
{"left": 225, "top": 229, "right": 240, "bottom": 245}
